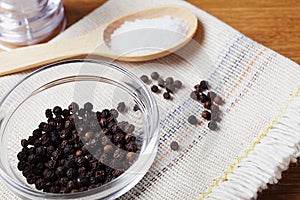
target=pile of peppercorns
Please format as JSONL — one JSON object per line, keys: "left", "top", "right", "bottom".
{"left": 189, "top": 80, "right": 224, "bottom": 130}
{"left": 17, "top": 102, "right": 140, "bottom": 194}
{"left": 140, "top": 72, "right": 183, "bottom": 100}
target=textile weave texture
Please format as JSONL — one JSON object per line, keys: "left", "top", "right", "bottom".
{"left": 0, "top": 0, "right": 299, "bottom": 199}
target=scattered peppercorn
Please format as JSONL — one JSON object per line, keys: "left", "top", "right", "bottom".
{"left": 133, "top": 104, "right": 140, "bottom": 112}
{"left": 201, "top": 110, "right": 211, "bottom": 120}
{"left": 188, "top": 115, "right": 198, "bottom": 125}
{"left": 189, "top": 80, "right": 224, "bottom": 130}
{"left": 165, "top": 77, "right": 174, "bottom": 85}
{"left": 163, "top": 92, "right": 171, "bottom": 100}
{"left": 170, "top": 141, "right": 180, "bottom": 151}
{"left": 150, "top": 72, "right": 159, "bottom": 80}
{"left": 198, "top": 93, "right": 208, "bottom": 103}
{"left": 204, "top": 100, "right": 212, "bottom": 109}
{"left": 117, "top": 102, "right": 126, "bottom": 113}
{"left": 151, "top": 85, "right": 159, "bottom": 93}
{"left": 207, "top": 91, "right": 216, "bottom": 101}
{"left": 174, "top": 80, "right": 182, "bottom": 89}
{"left": 199, "top": 80, "right": 209, "bottom": 91}
{"left": 166, "top": 84, "right": 175, "bottom": 93}
{"left": 190, "top": 91, "right": 198, "bottom": 100}
{"left": 214, "top": 95, "right": 224, "bottom": 105}
{"left": 158, "top": 78, "right": 165, "bottom": 88}
{"left": 16, "top": 103, "right": 142, "bottom": 194}
{"left": 208, "top": 121, "right": 218, "bottom": 130}
{"left": 140, "top": 75, "right": 149, "bottom": 84}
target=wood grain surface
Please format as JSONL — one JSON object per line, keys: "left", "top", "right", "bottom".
{"left": 61, "top": 0, "right": 300, "bottom": 199}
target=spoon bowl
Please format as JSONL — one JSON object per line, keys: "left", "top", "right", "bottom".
{"left": 0, "top": 5, "right": 198, "bottom": 76}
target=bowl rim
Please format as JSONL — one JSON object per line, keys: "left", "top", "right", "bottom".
{"left": 0, "top": 59, "right": 160, "bottom": 199}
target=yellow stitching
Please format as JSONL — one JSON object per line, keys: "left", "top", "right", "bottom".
{"left": 199, "top": 85, "right": 300, "bottom": 200}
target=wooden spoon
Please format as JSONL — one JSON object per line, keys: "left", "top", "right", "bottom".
{"left": 0, "top": 5, "right": 198, "bottom": 76}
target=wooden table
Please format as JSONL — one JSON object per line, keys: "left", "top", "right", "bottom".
{"left": 61, "top": 0, "right": 300, "bottom": 199}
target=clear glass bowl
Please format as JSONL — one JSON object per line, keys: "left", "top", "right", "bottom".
{"left": 0, "top": 59, "right": 159, "bottom": 199}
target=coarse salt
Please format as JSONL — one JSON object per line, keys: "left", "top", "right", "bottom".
{"left": 110, "top": 16, "right": 189, "bottom": 56}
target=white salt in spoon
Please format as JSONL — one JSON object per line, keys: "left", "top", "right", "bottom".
{"left": 0, "top": 6, "right": 198, "bottom": 76}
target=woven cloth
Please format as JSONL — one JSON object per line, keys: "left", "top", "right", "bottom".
{"left": 1, "top": 0, "right": 300, "bottom": 199}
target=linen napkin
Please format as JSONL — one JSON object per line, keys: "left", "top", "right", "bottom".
{"left": 0, "top": 0, "right": 300, "bottom": 199}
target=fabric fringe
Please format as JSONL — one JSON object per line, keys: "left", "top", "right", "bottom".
{"left": 203, "top": 92, "right": 300, "bottom": 200}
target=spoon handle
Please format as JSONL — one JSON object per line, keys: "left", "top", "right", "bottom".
{"left": 0, "top": 35, "right": 98, "bottom": 77}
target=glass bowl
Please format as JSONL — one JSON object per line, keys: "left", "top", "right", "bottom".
{"left": 0, "top": 59, "right": 159, "bottom": 199}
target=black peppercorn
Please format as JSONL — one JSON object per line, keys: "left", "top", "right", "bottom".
{"left": 32, "top": 129, "right": 42, "bottom": 138}
{"left": 45, "top": 160, "right": 56, "bottom": 169}
{"left": 188, "top": 115, "right": 198, "bottom": 125}
{"left": 55, "top": 166, "right": 65, "bottom": 177}
{"left": 63, "top": 144, "right": 74, "bottom": 154}
{"left": 21, "top": 139, "right": 29, "bottom": 147}
{"left": 36, "top": 146, "right": 45, "bottom": 155}
{"left": 190, "top": 91, "right": 198, "bottom": 100}
{"left": 104, "top": 145, "right": 113, "bottom": 154}
{"left": 75, "top": 156, "right": 87, "bottom": 167}
{"left": 125, "top": 142, "right": 138, "bottom": 152}
{"left": 53, "top": 106, "right": 63, "bottom": 116}
{"left": 194, "top": 84, "right": 201, "bottom": 93}
{"left": 174, "top": 80, "right": 182, "bottom": 89}
{"left": 17, "top": 161, "right": 27, "bottom": 171}
{"left": 126, "top": 152, "right": 137, "bottom": 163}
{"left": 165, "top": 77, "right": 174, "bottom": 85}
{"left": 62, "top": 109, "right": 70, "bottom": 118}
{"left": 43, "top": 169, "right": 57, "bottom": 182}
{"left": 201, "top": 110, "right": 211, "bottom": 120}
{"left": 117, "top": 102, "right": 126, "bottom": 113}
{"left": 198, "top": 93, "right": 209, "bottom": 103}
{"left": 151, "top": 85, "right": 159, "bottom": 93}
{"left": 59, "top": 177, "right": 69, "bottom": 187}
{"left": 95, "top": 170, "right": 105, "bottom": 182}
{"left": 170, "top": 141, "right": 180, "bottom": 151}
{"left": 45, "top": 109, "right": 53, "bottom": 119}
{"left": 67, "top": 180, "right": 76, "bottom": 190}
{"left": 125, "top": 133, "right": 136, "bottom": 144}
{"left": 114, "top": 133, "right": 125, "bottom": 144}
{"left": 35, "top": 178, "right": 45, "bottom": 190}
{"left": 207, "top": 91, "right": 217, "bottom": 101}
{"left": 84, "top": 102, "right": 93, "bottom": 112}
{"left": 211, "top": 104, "right": 219, "bottom": 113}
{"left": 214, "top": 95, "right": 224, "bottom": 105}
{"left": 76, "top": 176, "right": 89, "bottom": 187}
{"left": 124, "top": 124, "right": 135, "bottom": 133}
{"left": 27, "top": 136, "right": 35, "bottom": 145}
{"left": 208, "top": 121, "right": 218, "bottom": 130}
{"left": 66, "top": 168, "right": 77, "bottom": 179}
{"left": 133, "top": 104, "right": 140, "bottom": 112}
{"left": 204, "top": 101, "right": 212, "bottom": 109}
{"left": 140, "top": 75, "right": 149, "bottom": 83}
{"left": 200, "top": 80, "right": 209, "bottom": 91}
{"left": 166, "top": 84, "right": 175, "bottom": 93}
{"left": 158, "top": 78, "right": 165, "bottom": 88}
{"left": 110, "top": 109, "right": 119, "bottom": 119}
{"left": 50, "top": 185, "right": 60, "bottom": 193}
{"left": 26, "top": 174, "right": 36, "bottom": 184}
{"left": 151, "top": 72, "right": 159, "bottom": 80}
{"left": 68, "top": 102, "right": 79, "bottom": 113}
{"left": 163, "top": 92, "right": 171, "bottom": 100}
{"left": 78, "top": 108, "right": 86, "bottom": 117}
